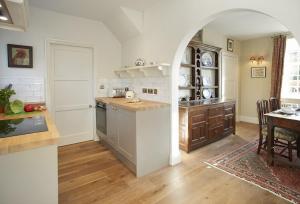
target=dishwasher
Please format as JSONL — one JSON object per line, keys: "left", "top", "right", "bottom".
{"left": 96, "top": 101, "right": 107, "bottom": 135}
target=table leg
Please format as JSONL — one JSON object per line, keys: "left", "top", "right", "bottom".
{"left": 267, "top": 118, "right": 275, "bottom": 165}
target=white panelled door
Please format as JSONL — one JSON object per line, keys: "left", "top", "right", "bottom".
{"left": 49, "top": 43, "right": 94, "bottom": 146}
{"left": 221, "top": 52, "right": 239, "bottom": 117}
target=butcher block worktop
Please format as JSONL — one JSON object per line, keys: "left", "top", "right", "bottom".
{"left": 0, "top": 111, "right": 59, "bottom": 155}
{"left": 96, "top": 97, "right": 169, "bottom": 111}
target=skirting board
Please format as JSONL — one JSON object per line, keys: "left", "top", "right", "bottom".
{"left": 239, "top": 115, "right": 258, "bottom": 124}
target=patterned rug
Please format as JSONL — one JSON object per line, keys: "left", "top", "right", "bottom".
{"left": 205, "top": 140, "right": 300, "bottom": 204}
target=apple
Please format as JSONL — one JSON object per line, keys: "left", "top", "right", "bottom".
{"left": 24, "top": 104, "right": 34, "bottom": 112}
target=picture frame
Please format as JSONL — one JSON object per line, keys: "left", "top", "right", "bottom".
{"left": 7, "top": 44, "right": 33, "bottom": 68}
{"left": 227, "top": 39, "right": 234, "bottom": 52}
{"left": 251, "top": 66, "right": 266, "bottom": 78}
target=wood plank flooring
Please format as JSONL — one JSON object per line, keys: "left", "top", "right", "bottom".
{"left": 58, "top": 122, "right": 290, "bottom": 204}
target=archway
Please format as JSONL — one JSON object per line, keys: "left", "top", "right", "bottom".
{"left": 169, "top": 9, "right": 297, "bottom": 165}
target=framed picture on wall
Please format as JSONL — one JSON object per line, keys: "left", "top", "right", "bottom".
{"left": 227, "top": 39, "right": 234, "bottom": 52}
{"left": 251, "top": 66, "right": 266, "bottom": 78}
{"left": 7, "top": 44, "right": 33, "bottom": 68}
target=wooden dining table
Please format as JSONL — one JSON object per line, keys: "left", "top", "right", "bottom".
{"left": 265, "top": 110, "right": 300, "bottom": 165}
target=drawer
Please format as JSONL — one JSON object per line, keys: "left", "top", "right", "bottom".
{"left": 224, "top": 107, "right": 234, "bottom": 115}
{"left": 190, "top": 110, "right": 207, "bottom": 124}
{"left": 209, "top": 106, "right": 224, "bottom": 117}
{"left": 209, "top": 125, "right": 224, "bottom": 138}
{"left": 209, "top": 115, "right": 224, "bottom": 128}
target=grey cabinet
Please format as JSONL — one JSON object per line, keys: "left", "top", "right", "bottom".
{"left": 105, "top": 104, "right": 170, "bottom": 177}
{"left": 117, "top": 109, "right": 136, "bottom": 163}
{"left": 106, "top": 105, "right": 118, "bottom": 146}
{"left": 106, "top": 105, "right": 136, "bottom": 164}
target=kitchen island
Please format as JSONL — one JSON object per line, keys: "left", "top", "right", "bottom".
{"left": 96, "top": 97, "right": 170, "bottom": 177}
{"left": 179, "top": 99, "right": 236, "bottom": 152}
{"left": 0, "top": 111, "right": 59, "bottom": 204}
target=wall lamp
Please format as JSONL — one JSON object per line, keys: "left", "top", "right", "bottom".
{"left": 250, "top": 56, "right": 264, "bottom": 65}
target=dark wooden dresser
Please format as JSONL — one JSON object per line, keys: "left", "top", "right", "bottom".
{"left": 179, "top": 99, "right": 236, "bottom": 152}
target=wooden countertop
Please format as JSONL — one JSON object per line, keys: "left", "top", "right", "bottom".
{"left": 0, "top": 111, "right": 60, "bottom": 155}
{"left": 179, "top": 98, "right": 235, "bottom": 109}
{"left": 95, "top": 97, "right": 169, "bottom": 111}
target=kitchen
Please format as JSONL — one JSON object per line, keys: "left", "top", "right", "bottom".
{"left": 1, "top": 0, "right": 300, "bottom": 204}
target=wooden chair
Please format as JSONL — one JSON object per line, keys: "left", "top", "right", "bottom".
{"left": 256, "top": 100, "right": 297, "bottom": 161}
{"left": 269, "top": 97, "right": 281, "bottom": 111}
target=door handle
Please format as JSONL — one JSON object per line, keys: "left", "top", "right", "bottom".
{"left": 89, "top": 105, "right": 93, "bottom": 108}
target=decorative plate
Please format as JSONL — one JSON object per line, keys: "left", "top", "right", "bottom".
{"left": 179, "top": 75, "right": 186, "bottom": 87}
{"left": 202, "top": 77, "right": 209, "bottom": 86}
{"left": 203, "top": 89, "right": 212, "bottom": 99}
{"left": 201, "top": 52, "right": 213, "bottom": 67}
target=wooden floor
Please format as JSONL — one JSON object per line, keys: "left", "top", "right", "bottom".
{"left": 58, "top": 122, "right": 290, "bottom": 204}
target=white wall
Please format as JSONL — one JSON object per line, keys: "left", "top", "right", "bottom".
{"left": 239, "top": 37, "right": 273, "bottom": 123}
{"left": 203, "top": 26, "right": 241, "bottom": 56}
{"left": 0, "top": 6, "right": 121, "bottom": 102}
{"left": 120, "top": 0, "right": 300, "bottom": 165}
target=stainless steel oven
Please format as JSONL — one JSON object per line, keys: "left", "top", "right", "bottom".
{"left": 96, "top": 101, "right": 106, "bottom": 135}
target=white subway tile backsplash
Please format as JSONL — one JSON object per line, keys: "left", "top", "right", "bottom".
{"left": 96, "top": 77, "right": 171, "bottom": 103}
{"left": 0, "top": 77, "right": 45, "bottom": 103}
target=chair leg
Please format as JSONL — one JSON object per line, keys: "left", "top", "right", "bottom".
{"left": 257, "top": 133, "right": 263, "bottom": 154}
{"left": 288, "top": 141, "right": 293, "bottom": 162}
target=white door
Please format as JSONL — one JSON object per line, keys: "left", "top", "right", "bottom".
{"left": 49, "top": 43, "right": 94, "bottom": 146}
{"left": 221, "top": 52, "right": 239, "bottom": 118}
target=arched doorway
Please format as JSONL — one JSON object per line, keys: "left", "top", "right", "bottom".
{"left": 169, "top": 9, "right": 298, "bottom": 165}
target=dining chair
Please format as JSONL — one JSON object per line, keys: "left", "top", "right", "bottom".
{"left": 269, "top": 97, "right": 280, "bottom": 111}
{"left": 256, "top": 100, "right": 297, "bottom": 161}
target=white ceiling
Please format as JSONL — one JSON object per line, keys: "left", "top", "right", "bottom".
{"left": 27, "top": 2, "right": 289, "bottom": 42}
{"left": 28, "top": 0, "right": 160, "bottom": 21}
{"left": 205, "top": 11, "right": 289, "bottom": 40}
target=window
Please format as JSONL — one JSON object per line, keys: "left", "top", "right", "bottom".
{"left": 281, "top": 38, "right": 300, "bottom": 99}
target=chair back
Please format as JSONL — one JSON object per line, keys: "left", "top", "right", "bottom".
{"left": 269, "top": 97, "right": 280, "bottom": 111}
{"left": 256, "top": 100, "right": 270, "bottom": 127}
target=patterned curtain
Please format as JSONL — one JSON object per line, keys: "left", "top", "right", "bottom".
{"left": 270, "top": 35, "right": 287, "bottom": 99}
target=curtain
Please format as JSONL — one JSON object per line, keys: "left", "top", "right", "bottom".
{"left": 270, "top": 35, "right": 287, "bottom": 99}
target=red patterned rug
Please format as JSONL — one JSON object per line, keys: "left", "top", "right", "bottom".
{"left": 205, "top": 140, "right": 300, "bottom": 204}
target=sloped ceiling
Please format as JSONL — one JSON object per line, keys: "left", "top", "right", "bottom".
{"left": 28, "top": 0, "right": 160, "bottom": 42}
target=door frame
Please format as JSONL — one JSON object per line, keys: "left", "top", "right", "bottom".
{"left": 45, "top": 39, "right": 97, "bottom": 141}
{"left": 220, "top": 50, "right": 240, "bottom": 121}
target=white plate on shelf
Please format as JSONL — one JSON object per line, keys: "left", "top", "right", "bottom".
{"left": 179, "top": 75, "right": 186, "bottom": 87}
{"left": 201, "top": 52, "right": 213, "bottom": 67}
{"left": 203, "top": 89, "right": 212, "bottom": 99}
{"left": 202, "top": 77, "right": 209, "bottom": 86}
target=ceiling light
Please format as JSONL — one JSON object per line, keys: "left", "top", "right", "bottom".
{"left": 0, "top": 16, "right": 8, "bottom": 21}
{"left": 0, "top": 3, "right": 2, "bottom": 8}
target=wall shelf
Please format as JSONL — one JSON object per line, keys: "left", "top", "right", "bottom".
{"left": 114, "top": 63, "right": 170, "bottom": 78}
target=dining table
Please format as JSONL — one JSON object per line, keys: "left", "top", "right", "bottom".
{"left": 265, "top": 110, "right": 300, "bottom": 165}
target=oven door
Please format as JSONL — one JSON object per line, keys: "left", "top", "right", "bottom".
{"left": 96, "top": 104, "right": 106, "bottom": 135}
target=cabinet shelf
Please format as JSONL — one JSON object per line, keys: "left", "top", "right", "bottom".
{"left": 200, "top": 66, "right": 219, "bottom": 70}
{"left": 201, "top": 86, "right": 219, "bottom": 89}
{"left": 114, "top": 63, "right": 170, "bottom": 78}
{"left": 179, "top": 86, "right": 196, "bottom": 90}
{"left": 181, "top": 63, "right": 195, "bottom": 68}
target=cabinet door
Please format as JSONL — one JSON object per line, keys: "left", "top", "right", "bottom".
{"left": 224, "top": 103, "right": 236, "bottom": 134}
{"left": 224, "top": 114, "right": 234, "bottom": 132}
{"left": 117, "top": 109, "right": 136, "bottom": 163}
{"left": 106, "top": 105, "right": 118, "bottom": 146}
{"left": 189, "top": 109, "right": 208, "bottom": 147}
